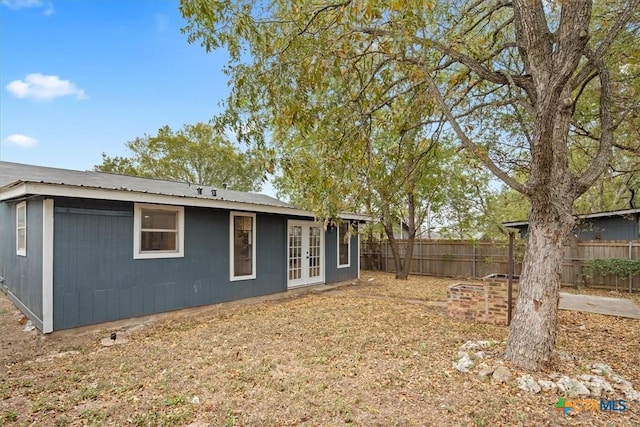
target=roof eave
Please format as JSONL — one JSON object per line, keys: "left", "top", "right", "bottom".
{"left": 502, "top": 208, "right": 640, "bottom": 227}
{"left": 340, "top": 213, "right": 371, "bottom": 222}
{"left": 0, "top": 182, "right": 28, "bottom": 201}
{"left": 577, "top": 208, "right": 640, "bottom": 220}
{"left": 502, "top": 221, "right": 529, "bottom": 227}
{"left": 0, "top": 181, "right": 315, "bottom": 217}
{"left": 0, "top": 181, "right": 370, "bottom": 221}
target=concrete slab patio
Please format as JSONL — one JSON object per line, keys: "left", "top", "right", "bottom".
{"left": 559, "top": 292, "right": 640, "bottom": 319}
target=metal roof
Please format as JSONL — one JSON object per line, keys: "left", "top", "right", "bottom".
{"left": 0, "top": 161, "right": 369, "bottom": 220}
{"left": 503, "top": 208, "right": 640, "bottom": 227}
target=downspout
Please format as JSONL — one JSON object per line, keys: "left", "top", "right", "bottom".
{"left": 629, "top": 240, "right": 633, "bottom": 293}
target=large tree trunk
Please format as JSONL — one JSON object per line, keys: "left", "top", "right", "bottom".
{"left": 397, "top": 192, "right": 417, "bottom": 280}
{"left": 502, "top": 93, "right": 577, "bottom": 369}
{"left": 384, "top": 229, "right": 415, "bottom": 280}
{"left": 382, "top": 217, "right": 404, "bottom": 279}
{"left": 504, "top": 198, "right": 575, "bottom": 369}
{"left": 502, "top": 0, "right": 597, "bottom": 369}
{"left": 396, "top": 232, "right": 415, "bottom": 280}
{"left": 382, "top": 191, "right": 418, "bottom": 280}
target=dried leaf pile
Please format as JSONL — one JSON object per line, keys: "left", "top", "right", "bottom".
{"left": 1, "top": 271, "right": 638, "bottom": 426}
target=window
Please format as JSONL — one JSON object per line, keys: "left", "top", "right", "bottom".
{"left": 230, "top": 212, "right": 256, "bottom": 280}
{"left": 133, "top": 203, "right": 184, "bottom": 259}
{"left": 16, "top": 201, "right": 26, "bottom": 256}
{"left": 337, "top": 222, "right": 350, "bottom": 268}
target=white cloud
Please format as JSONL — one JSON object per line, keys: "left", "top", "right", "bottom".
{"left": 1, "top": 0, "right": 43, "bottom": 9}
{"left": 6, "top": 73, "right": 87, "bottom": 101}
{"left": 1, "top": 0, "right": 54, "bottom": 15}
{"left": 3, "top": 134, "right": 38, "bottom": 148}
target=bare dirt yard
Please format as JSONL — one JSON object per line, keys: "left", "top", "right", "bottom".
{"left": 1, "top": 271, "right": 638, "bottom": 426}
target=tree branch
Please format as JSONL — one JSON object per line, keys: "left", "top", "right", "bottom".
{"left": 462, "top": 0, "right": 513, "bottom": 38}
{"left": 571, "top": 51, "right": 613, "bottom": 198}
{"left": 355, "top": 26, "right": 534, "bottom": 97}
{"left": 570, "top": 0, "right": 640, "bottom": 91}
{"left": 512, "top": 0, "right": 553, "bottom": 80}
{"left": 296, "top": 1, "right": 352, "bottom": 36}
{"left": 415, "top": 64, "right": 527, "bottom": 194}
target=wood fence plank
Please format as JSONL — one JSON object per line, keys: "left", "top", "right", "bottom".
{"left": 359, "top": 239, "right": 639, "bottom": 291}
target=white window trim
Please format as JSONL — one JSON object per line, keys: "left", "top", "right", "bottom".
{"left": 230, "top": 211, "right": 257, "bottom": 281}
{"left": 133, "top": 203, "right": 184, "bottom": 259}
{"left": 337, "top": 222, "right": 351, "bottom": 268}
{"left": 16, "top": 201, "right": 26, "bottom": 256}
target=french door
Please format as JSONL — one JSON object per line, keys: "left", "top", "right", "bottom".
{"left": 287, "top": 220, "right": 324, "bottom": 288}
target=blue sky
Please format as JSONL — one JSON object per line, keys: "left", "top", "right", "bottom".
{"left": 1, "top": 0, "right": 234, "bottom": 176}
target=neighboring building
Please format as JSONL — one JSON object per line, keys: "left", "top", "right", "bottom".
{"left": 503, "top": 208, "right": 640, "bottom": 241}
{"left": 0, "top": 161, "right": 367, "bottom": 332}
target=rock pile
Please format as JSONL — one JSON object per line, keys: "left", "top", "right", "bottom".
{"left": 453, "top": 340, "right": 640, "bottom": 401}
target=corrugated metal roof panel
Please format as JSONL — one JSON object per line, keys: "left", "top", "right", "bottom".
{"left": 0, "top": 161, "right": 293, "bottom": 208}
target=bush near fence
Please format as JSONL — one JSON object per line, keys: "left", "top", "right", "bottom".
{"left": 360, "top": 239, "right": 640, "bottom": 292}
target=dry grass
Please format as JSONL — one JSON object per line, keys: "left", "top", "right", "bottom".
{"left": 0, "top": 271, "right": 638, "bottom": 426}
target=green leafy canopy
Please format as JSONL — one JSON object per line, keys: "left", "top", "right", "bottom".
{"left": 180, "top": 0, "right": 640, "bottom": 370}
{"left": 95, "top": 122, "right": 265, "bottom": 192}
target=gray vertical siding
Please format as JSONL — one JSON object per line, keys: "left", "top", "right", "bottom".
{"left": 53, "top": 199, "right": 133, "bottom": 329}
{"left": 0, "top": 195, "right": 360, "bottom": 331}
{"left": 255, "top": 213, "right": 288, "bottom": 293}
{"left": 515, "top": 216, "right": 639, "bottom": 241}
{"left": 576, "top": 217, "right": 639, "bottom": 241}
{"left": 52, "top": 198, "right": 288, "bottom": 330}
{"left": 324, "top": 226, "right": 359, "bottom": 284}
{"left": 0, "top": 198, "right": 44, "bottom": 329}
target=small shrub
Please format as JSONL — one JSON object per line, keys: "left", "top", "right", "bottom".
{"left": 4, "top": 409, "right": 18, "bottom": 422}
{"left": 224, "top": 412, "right": 237, "bottom": 427}
{"left": 585, "top": 258, "right": 640, "bottom": 277}
{"left": 582, "top": 258, "right": 640, "bottom": 284}
{"left": 161, "top": 395, "right": 188, "bottom": 407}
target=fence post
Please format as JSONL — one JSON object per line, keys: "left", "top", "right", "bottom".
{"left": 629, "top": 241, "right": 633, "bottom": 293}
{"left": 385, "top": 240, "right": 389, "bottom": 273}
{"left": 507, "top": 232, "right": 515, "bottom": 326}
{"left": 569, "top": 236, "right": 580, "bottom": 288}
{"left": 472, "top": 242, "right": 476, "bottom": 278}
{"left": 419, "top": 238, "right": 423, "bottom": 276}
{"left": 356, "top": 239, "right": 637, "bottom": 291}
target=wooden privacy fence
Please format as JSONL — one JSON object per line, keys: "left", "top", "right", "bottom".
{"left": 360, "top": 239, "right": 640, "bottom": 292}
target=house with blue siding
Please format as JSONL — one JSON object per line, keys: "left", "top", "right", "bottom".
{"left": 0, "top": 161, "right": 367, "bottom": 333}
{"left": 504, "top": 208, "right": 640, "bottom": 241}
